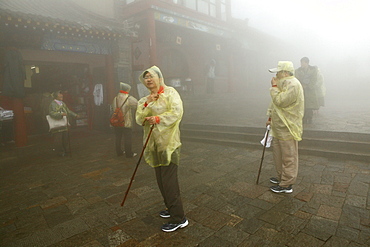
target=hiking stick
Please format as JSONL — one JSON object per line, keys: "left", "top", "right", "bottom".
{"left": 256, "top": 126, "right": 270, "bottom": 184}
{"left": 121, "top": 124, "right": 155, "bottom": 206}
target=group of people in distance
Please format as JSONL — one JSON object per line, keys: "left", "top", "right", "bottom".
{"left": 47, "top": 58, "right": 323, "bottom": 232}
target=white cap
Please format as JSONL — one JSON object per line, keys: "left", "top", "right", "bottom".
{"left": 269, "top": 61, "right": 294, "bottom": 73}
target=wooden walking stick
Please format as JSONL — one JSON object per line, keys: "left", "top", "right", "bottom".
{"left": 121, "top": 124, "right": 155, "bottom": 206}
{"left": 256, "top": 125, "right": 270, "bottom": 184}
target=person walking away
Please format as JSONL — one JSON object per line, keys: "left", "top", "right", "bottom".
{"left": 136, "top": 65, "right": 188, "bottom": 232}
{"left": 205, "top": 59, "right": 216, "bottom": 94}
{"left": 112, "top": 82, "right": 138, "bottom": 157}
{"left": 295, "top": 57, "right": 321, "bottom": 124}
{"left": 48, "top": 90, "right": 78, "bottom": 156}
{"left": 266, "top": 61, "right": 304, "bottom": 193}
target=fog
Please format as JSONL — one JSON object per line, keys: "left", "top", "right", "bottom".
{"left": 231, "top": 0, "right": 370, "bottom": 110}
{"left": 231, "top": 0, "right": 370, "bottom": 70}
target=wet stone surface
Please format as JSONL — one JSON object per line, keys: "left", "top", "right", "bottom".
{"left": 1, "top": 93, "right": 370, "bottom": 246}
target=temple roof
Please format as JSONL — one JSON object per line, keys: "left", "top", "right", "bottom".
{"left": 0, "top": 0, "right": 131, "bottom": 39}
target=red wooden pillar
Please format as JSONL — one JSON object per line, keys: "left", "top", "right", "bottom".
{"left": 105, "top": 54, "right": 116, "bottom": 104}
{"left": 86, "top": 71, "right": 94, "bottom": 130}
{"left": 13, "top": 98, "right": 27, "bottom": 147}
{"left": 147, "top": 11, "right": 158, "bottom": 66}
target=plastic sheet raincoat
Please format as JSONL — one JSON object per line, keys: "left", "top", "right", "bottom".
{"left": 136, "top": 66, "right": 183, "bottom": 167}
{"left": 112, "top": 92, "right": 138, "bottom": 128}
{"left": 267, "top": 76, "right": 304, "bottom": 141}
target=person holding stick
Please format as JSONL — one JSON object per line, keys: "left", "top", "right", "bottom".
{"left": 136, "top": 65, "right": 187, "bottom": 232}
{"left": 266, "top": 61, "right": 304, "bottom": 193}
{"left": 48, "top": 90, "right": 78, "bottom": 157}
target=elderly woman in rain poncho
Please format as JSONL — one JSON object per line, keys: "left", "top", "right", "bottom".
{"left": 136, "top": 66, "right": 188, "bottom": 232}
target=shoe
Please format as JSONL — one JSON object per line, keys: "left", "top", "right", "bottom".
{"left": 60, "top": 152, "right": 69, "bottom": 157}
{"left": 161, "top": 218, "right": 188, "bottom": 232}
{"left": 269, "top": 177, "right": 280, "bottom": 184}
{"left": 126, "top": 153, "right": 137, "bottom": 158}
{"left": 270, "top": 185, "right": 293, "bottom": 193}
{"left": 159, "top": 210, "right": 170, "bottom": 218}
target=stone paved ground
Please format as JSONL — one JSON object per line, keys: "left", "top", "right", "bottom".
{"left": 0, "top": 126, "right": 369, "bottom": 246}
{"left": 181, "top": 91, "right": 370, "bottom": 134}
{"left": 1, "top": 91, "right": 370, "bottom": 246}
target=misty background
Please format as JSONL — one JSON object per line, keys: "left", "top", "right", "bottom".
{"left": 231, "top": 0, "right": 370, "bottom": 102}
{"left": 219, "top": 0, "right": 370, "bottom": 132}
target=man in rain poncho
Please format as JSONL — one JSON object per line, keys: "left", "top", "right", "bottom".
{"left": 266, "top": 61, "right": 304, "bottom": 193}
{"left": 136, "top": 65, "right": 188, "bottom": 232}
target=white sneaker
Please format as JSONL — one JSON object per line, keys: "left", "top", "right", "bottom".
{"left": 161, "top": 218, "right": 188, "bottom": 232}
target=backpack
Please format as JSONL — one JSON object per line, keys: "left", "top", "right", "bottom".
{"left": 110, "top": 96, "right": 129, "bottom": 127}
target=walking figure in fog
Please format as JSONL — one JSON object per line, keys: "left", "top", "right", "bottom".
{"left": 112, "top": 82, "right": 138, "bottom": 158}
{"left": 136, "top": 65, "right": 188, "bottom": 232}
{"left": 205, "top": 59, "right": 216, "bottom": 94}
{"left": 295, "top": 57, "right": 324, "bottom": 123}
{"left": 266, "top": 61, "right": 304, "bottom": 193}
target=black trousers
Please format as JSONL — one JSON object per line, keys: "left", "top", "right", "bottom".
{"left": 155, "top": 163, "right": 185, "bottom": 223}
{"left": 114, "top": 127, "right": 133, "bottom": 157}
{"left": 53, "top": 131, "right": 68, "bottom": 153}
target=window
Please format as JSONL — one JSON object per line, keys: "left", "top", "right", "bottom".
{"left": 220, "top": 2, "right": 227, "bottom": 21}
{"left": 184, "top": 0, "right": 196, "bottom": 10}
{"left": 198, "top": 0, "right": 209, "bottom": 15}
{"left": 210, "top": 4, "right": 216, "bottom": 17}
{"left": 174, "top": 0, "right": 220, "bottom": 18}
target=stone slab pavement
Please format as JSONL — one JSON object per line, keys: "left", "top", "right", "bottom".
{"left": 0, "top": 125, "right": 369, "bottom": 246}
{"left": 181, "top": 92, "right": 370, "bottom": 134}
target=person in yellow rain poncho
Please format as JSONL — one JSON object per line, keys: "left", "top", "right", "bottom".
{"left": 136, "top": 65, "right": 188, "bottom": 232}
{"left": 265, "top": 61, "right": 304, "bottom": 194}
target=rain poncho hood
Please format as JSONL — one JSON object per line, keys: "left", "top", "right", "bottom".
{"left": 267, "top": 75, "right": 304, "bottom": 141}
{"left": 136, "top": 66, "right": 183, "bottom": 167}
{"left": 138, "top": 65, "right": 165, "bottom": 91}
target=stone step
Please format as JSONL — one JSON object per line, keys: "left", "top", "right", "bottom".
{"left": 181, "top": 124, "right": 370, "bottom": 162}
{"left": 182, "top": 123, "right": 370, "bottom": 142}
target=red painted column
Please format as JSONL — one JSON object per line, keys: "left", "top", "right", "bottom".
{"left": 13, "top": 98, "right": 27, "bottom": 147}
{"left": 147, "top": 11, "right": 158, "bottom": 66}
{"left": 105, "top": 54, "right": 116, "bottom": 104}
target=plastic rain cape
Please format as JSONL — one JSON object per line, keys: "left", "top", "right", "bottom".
{"left": 136, "top": 66, "right": 183, "bottom": 167}
{"left": 267, "top": 76, "right": 304, "bottom": 141}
